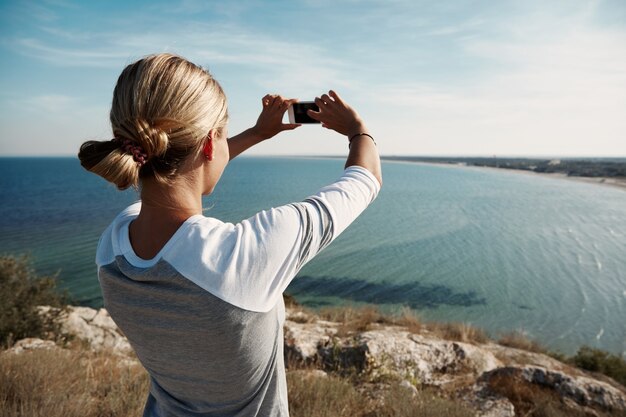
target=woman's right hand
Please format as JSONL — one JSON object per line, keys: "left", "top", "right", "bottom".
{"left": 308, "top": 90, "right": 381, "bottom": 186}
{"left": 307, "top": 90, "right": 368, "bottom": 138}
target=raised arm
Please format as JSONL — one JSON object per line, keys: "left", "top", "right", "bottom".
{"left": 307, "top": 90, "right": 382, "bottom": 186}
{"left": 228, "top": 94, "right": 300, "bottom": 160}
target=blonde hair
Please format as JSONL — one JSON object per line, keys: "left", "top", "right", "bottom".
{"left": 78, "top": 53, "right": 228, "bottom": 189}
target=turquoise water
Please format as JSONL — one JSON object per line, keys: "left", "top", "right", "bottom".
{"left": 0, "top": 157, "right": 625, "bottom": 357}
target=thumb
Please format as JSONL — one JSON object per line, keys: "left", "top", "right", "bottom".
{"left": 306, "top": 109, "right": 322, "bottom": 121}
{"left": 281, "top": 123, "right": 301, "bottom": 131}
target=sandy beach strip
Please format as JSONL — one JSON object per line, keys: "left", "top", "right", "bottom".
{"left": 380, "top": 158, "right": 626, "bottom": 192}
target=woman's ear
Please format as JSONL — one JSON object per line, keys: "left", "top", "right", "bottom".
{"left": 203, "top": 131, "right": 214, "bottom": 161}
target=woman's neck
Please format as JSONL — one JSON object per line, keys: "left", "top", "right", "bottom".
{"left": 139, "top": 174, "right": 203, "bottom": 221}
{"left": 129, "top": 177, "right": 203, "bottom": 260}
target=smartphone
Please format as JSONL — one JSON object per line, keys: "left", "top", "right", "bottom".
{"left": 288, "top": 101, "right": 320, "bottom": 124}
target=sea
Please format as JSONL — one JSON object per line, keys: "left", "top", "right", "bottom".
{"left": 0, "top": 156, "right": 624, "bottom": 357}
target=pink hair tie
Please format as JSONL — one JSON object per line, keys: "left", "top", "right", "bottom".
{"left": 113, "top": 138, "right": 148, "bottom": 167}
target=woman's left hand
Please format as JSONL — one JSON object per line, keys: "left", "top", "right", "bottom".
{"left": 251, "top": 94, "right": 301, "bottom": 140}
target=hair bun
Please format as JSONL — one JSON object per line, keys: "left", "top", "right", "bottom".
{"left": 114, "top": 118, "right": 169, "bottom": 160}
{"left": 80, "top": 53, "right": 228, "bottom": 188}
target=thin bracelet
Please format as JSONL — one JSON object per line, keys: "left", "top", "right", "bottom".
{"left": 348, "top": 133, "right": 377, "bottom": 148}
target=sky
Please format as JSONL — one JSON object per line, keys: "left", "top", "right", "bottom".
{"left": 0, "top": 0, "right": 625, "bottom": 157}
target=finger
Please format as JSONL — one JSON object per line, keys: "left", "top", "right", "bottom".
{"left": 281, "top": 98, "right": 298, "bottom": 112}
{"left": 281, "top": 123, "right": 301, "bottom": 131}
{"left": 314, "top": 97, "right": 326, "bottom": 108}
{"left": 279, "top": 98, "right": 293, "bottom": 111}
{"left": 263, "top": 94, "right": 276, "bottom": 107}
{"left": 269, "top": 95, "right": 280, "bottom": 108}
{"left": 320, "top": 94, "right": 333, "bottom": 105}
{"left": 329, "top": 90, "right": 344, "bottom": 105}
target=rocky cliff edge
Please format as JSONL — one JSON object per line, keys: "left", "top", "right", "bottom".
{"left": 5, "top": 305, "right": 624, "bottom": 417}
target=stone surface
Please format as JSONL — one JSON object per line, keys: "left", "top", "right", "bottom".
{"left": 479, "top": 366, "right": 626, "bottom": 412}
{"left": 284, "top": 318, "right": 336, "bottom": 364}
{"left": 357, "top": 329, "right": 502, "bottom": 385}
{"left": 3, "top": 337, "right": 60, "bottom": 355}
{"left": 521, "top": 366, "right": 626, "bottom": 411}
{"left": 39, "top": 305, "right": 132, "bottom": 356}
{"left": 283, "top": 311, "right": 626, "bottom": 414}
{"left": 399, "top": 379, "right": 418, "bottom": 396}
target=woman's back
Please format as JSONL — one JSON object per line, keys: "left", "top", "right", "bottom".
{"left": 98, "top": 206, "right": 289, "bottom": 416}
{"left": 101, "top": 259, "right": 287, "bottom": 415}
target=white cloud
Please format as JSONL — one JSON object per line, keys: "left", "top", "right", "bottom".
{"left": 10, "top": 21, "right": 352, "bottom": 94}
{"left": 353, "top": 4, "right": 626, "bottom": 156}
{"left": 12, "top": 38, "right": 133, "bottom": 67}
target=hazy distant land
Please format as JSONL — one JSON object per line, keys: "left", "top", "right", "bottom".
{"left": 381, "top": 156, "right": 626, "bottom": 190}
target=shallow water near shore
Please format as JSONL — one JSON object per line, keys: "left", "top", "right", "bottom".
{"left": 0, "top": 156, "right": 625, "bottom": 357}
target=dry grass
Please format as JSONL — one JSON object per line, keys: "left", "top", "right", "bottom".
{"left": 498, "top": 330, "right": 547, "bottom": 354}
{"left": 291, "top": 298, "right": 490, "bottom": 346}
{"left": 287, "top": 370, "right": 476, "bottom": 417}
{"left": 318, "top": 305, "right": 388, "bottom": 334}
{"left": 427, "top": 321, "right": 490, "bottom": 344}
{"left": 392, "top": 307, "right": 423, "bottom": 334}
{"left": 316, "top": 305, "right": 424, "bottom": 337}
{"left": 1, "top": 345, "right": 478, "bottom": 417}
{"left": 287, "top": 371, "right": 369, "bottom": 416}
{"left": 0, "top": 347, "right": 149, "bottom": 417}
{"left": 373, "top": 384, "right": 475, "bottom": 417}
{"left": 314, "top": 304, "right": 490, "bottom": 345}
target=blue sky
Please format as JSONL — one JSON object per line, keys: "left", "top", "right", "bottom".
{"left": 1, "top": 0, "right": 625, "bottom": 157}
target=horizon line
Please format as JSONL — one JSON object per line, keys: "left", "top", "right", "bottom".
{"left": 1, "top": 154, "right": 625, "bottom": 160}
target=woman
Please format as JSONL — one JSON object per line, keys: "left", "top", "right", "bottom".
{"left": 79, "top": 53, "right": 381, "bottom": 416}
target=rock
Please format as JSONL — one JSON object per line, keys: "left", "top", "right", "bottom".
{"left": 286, "top": 309, "right": 313, "bottom": 323}
{"left": 342, "top": 328, "right": 502, "bottom": 385}
{"left": 4, "top": 338, "right": 60, "bottom": 355}
{"left": 483, "top": 343, "right": 575, "bottom": 373}
{"left": 479, "top": 366, "right": 626, "bottom": 412}
{"left": 522, "top": 366, "right": 626, "bottom": 411}
{"left": 399, "top": 379, "right": 418, "bottom": 396}
{"left": 284, "top": 318, "right": 336, "bottom": 364}
{"left": 284, "top": 307, "right": 626, "bottom": 415}
{"left": 39, "top": 305, "right": 132, "bottom": 356}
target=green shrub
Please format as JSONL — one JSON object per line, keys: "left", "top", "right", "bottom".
{"left": 569, "top": 346, "right": 626, "bottom": 387}
{"left": 0, "top": 254, "right": 67, "bottom": 347}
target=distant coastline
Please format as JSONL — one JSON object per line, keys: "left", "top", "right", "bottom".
{"left": 380, "top": 156, "right": 626, "bottom": 191}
